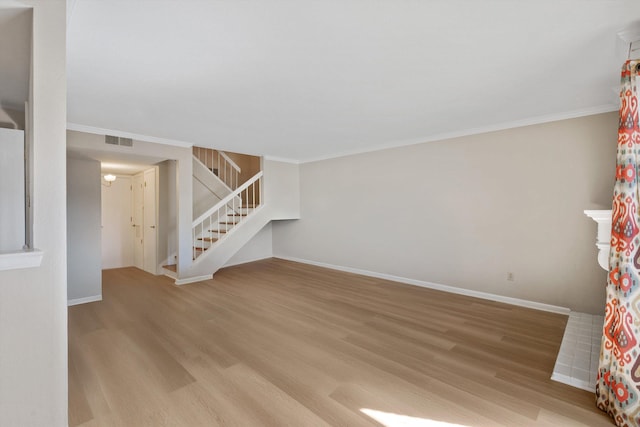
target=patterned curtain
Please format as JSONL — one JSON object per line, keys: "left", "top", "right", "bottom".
{"left": 597, "top": 60, "right": 640, "bottom": 426}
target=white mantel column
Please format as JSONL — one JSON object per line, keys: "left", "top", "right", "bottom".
{"left": 584, "top": 209, "right": 612, "bottom": 271}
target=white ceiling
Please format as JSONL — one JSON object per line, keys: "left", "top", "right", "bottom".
{"left": 67, "top": 146, "right": 163, "bottom": 175}
{"left": 66, "top": 0, "right": 640, "bottom": 162}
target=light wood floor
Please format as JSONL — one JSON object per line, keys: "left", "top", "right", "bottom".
{"left": 69, "top": 258, "right": 613, "bottom": 426}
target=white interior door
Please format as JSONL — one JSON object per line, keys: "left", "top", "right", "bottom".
{"left": 132, "top": 173, "right": 144, "bottom": 270}
{"left": 143, "top": 168, "right": 157, "bottom": 274}
{"left": 101, "top": 175, "right": 134, "bottom": 269}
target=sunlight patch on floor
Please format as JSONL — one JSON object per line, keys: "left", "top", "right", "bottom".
{"left": 361, "top": 408, "right": 471, "bottom": 427}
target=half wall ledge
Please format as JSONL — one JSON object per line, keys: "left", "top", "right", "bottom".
{"left": 0, "top": 249, "right": 44, "bottom": 271}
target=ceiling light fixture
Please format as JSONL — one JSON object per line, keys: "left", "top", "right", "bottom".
{"left": 103, "top": 174, "right": 116, "bottom": 187}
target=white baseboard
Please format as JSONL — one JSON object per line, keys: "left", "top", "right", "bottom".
{"left": 162, "top": 270, "right": 178, "bottom": 280}
{"left": 68, "top": 295, "right": 102, "bottom": 306}
{"left": 275, "top": 256, "right": 570, "bottom": 315}
{"left": 224, "top": 255, "right": 272, "bottom": 268}
{"left": 174, "top": 274, "right": 213, "bottom": 286}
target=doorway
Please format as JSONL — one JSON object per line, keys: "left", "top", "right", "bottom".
{"left": 103, "top": 165, "right": 159, "bottom": 275}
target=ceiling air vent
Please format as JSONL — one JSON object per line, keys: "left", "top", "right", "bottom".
{"left": 105, "top": 135, "right": 119, "bottom": 145}
{"left": 105, "top": 135, "right": 134, "bottom": 147}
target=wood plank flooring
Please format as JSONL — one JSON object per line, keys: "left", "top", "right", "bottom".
{"left": 68, "top": 258, "right": 613, "bottom": 426}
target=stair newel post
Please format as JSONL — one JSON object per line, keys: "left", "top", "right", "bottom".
{"left": 192, "top": 227, "right": 195, "bottom": 260}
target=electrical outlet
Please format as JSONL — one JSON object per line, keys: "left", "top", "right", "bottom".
{"left": 507, "top": 272, "right": 515, "bottom": 281}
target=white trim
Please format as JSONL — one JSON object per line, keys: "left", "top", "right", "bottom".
{"left": 618, "top": 25, "right": 640, "bottom": 44}
{"left": 224, "top": 255, "right": 271, "bottom": 268}
{"left": 298, "top": 105, "right": 618, "bottom": 164}
{"left": 66, "top": 123, "right": 193, "bottom": 148}
{"left": 174, "top": 274, "right": 213, "bottom": 286}
{"left": 584, "top": 209, "right": 612, "bottom": 222}
{"left": 70, "top": 106, "right": 617, "bottom": 165}
{"left": 0, "top": 249, "right": 44, "bottom": 271}
{"left": 67, "top": 295, "right": 102, "bottom": 306}
{"left": 263, "top": 155, "right": 300, "bottom": 164}
{"left": 276, "top": 256, "right": 571, "bottom": 315}
{"left": 163, "top": 270, "right": 177, "bottom": 280}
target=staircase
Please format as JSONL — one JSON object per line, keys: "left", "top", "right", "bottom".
{"left": 191, "top": 171, "right": 263, "bottom": 261}
{"left": 162, "top": 147, "right": 264, "bottom": 280}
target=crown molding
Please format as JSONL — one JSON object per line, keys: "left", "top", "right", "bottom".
{"left": 263, "top": 155, "right": 300, "bottom": 164}
{"left": 298, "top": 104, "right": 618, "bottom": 164}
{"left": 67, "top": 123, "right": 194, "bottom": 148}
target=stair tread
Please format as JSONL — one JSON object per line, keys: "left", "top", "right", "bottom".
{"left": 230, "top": 213, "right": 248, "bottom": 216}
{"left": 209, "top": 229, "right": 229, "bottom": 233}
{"left": 197, "top": 237, "right": 218, "bottom": 242}
{"left": 219, "top": 221, "right": 240, "bottom": 225}
{"left": 162, "top": 264, "right": 177, "bottom": 272}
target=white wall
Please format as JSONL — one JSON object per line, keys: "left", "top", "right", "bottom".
{"left": 0, "top": 128, "right": 25, "bottom": 251}
{"left": 193, "top": 177, "right": 221, "bottom": 220}
{"left": 273, "top": 113, "right": 617, "bottom": 314}
{"left": 224, "top": 222, "right": 273, "bottom": 267}
{"left": 263, "top": 158, "right": 300, "bottom": 219}
{"left": 67, "top": 156, "right": 102, "bottom": 302}
{"left": 0, "top": 1, "right": 67, "bottom": 425}
{"left": 101, "top": 174, "right": 133, "bottom": 269}
{"left": 0, "top": 107, "right": 25, "bottom": 130}
{"left": 67, "top": 130, "right": 194, "bottom": 276}
{"left": 158, "top": 160, "right": 177, "bottom": 267}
